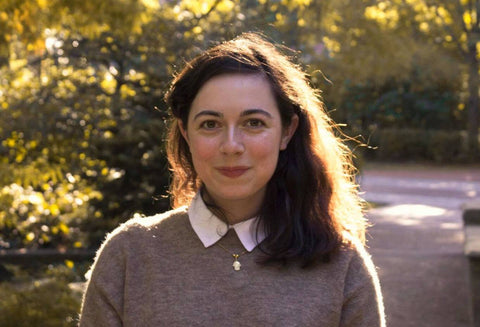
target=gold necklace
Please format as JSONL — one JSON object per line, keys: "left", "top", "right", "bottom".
{"left": 217, "top": 243, "right": 248, "bottom": 271}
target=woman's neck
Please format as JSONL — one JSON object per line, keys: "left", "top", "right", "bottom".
{"left": 201, "top": 189, "right": 264, "bottom": 225}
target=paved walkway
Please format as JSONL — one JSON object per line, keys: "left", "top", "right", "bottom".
{"left": 360, "top": 165, "right": 480, "bottom": 327}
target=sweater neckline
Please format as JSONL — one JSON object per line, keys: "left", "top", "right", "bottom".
{"left": 188, "top": 193, "right": 266, "bottom": 252}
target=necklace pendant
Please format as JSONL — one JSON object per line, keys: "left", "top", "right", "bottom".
{"left": 233, "top": 259, "right": 241, "bottom": 271}
{"left": 232, "top": 254, "right": 241, "bottom": 271}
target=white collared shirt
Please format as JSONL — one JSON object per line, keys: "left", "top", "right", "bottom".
{"left": 188, "top": 193, "right": 266, "bottom": 252}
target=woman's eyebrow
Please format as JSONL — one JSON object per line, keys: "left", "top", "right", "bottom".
{"left": 241, "top": 109, "right": 273, "bottom": 118}
{"left": 193, "top": 110, "right": 223, "bottom": 120}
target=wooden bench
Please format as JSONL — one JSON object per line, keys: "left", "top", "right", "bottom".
{"left": 463, "top": 200, "right": 480, "bottom": 327}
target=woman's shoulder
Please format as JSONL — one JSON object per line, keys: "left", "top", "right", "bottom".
{"left": 84, "top": 206, "right": 189, "bottom": 281}
{"left": 336, "top": 231, "right": 382, "bottom": 288}
{"left": 101, "top": 206, "right": 189, "bottom": 246}
{"left": 339, "top": 231, "right": 371, "bottom": 258}
{"left": 122, "top": 206, "right": 188, "bottom": 231}
{"left": 321, "top": 231, "right": 378, "bottom": 278}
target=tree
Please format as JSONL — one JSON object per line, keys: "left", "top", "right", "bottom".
{"left": 354, "top": 0, "right": 478, "bottom": 156}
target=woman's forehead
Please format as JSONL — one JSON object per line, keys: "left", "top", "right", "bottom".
{"left": 189, "top": 74, "right": 279, "bottom": 118}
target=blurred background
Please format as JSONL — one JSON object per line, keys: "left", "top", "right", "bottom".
{"left": 0, "top": 0, "right": 479, "bottom": 326}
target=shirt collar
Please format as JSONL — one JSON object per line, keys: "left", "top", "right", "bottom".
{"left": 188, "top": 193, "right": 265, "bottom": 252}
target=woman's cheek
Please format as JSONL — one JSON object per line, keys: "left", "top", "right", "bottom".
{"left": 190, "top": 137, "right": 218, "bottom": 160}
{"left": 249, "top": 135, "right": 281, "bottom": 159}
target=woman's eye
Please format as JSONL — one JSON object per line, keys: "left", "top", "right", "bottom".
{"left": 245, "top": 119, "right": 265, "bottom": 128}
{"left": 200, "top": 120, "right": 219, "bottom": 129}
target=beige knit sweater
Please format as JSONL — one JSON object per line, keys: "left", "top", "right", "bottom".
{"left": 79, "top": 207, "right": 386, "bottom": 326}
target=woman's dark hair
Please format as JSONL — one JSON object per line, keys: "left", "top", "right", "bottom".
{"left": 165, "top": 33, "right": 366, "bottom": 267}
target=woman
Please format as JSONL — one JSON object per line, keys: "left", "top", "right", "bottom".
{"left": 79, "top": 33, "right": 385, "bottom": 326}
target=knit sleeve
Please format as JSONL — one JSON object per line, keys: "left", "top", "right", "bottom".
{"left": 79, "top": 228, "right": 127, "bottom": 327}
{"left": 339, "top": 241, "right": 386, "bottom": 327}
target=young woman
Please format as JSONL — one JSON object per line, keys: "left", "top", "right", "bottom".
{"left": 79, "top": 33, "right": 386, "bottom": 326}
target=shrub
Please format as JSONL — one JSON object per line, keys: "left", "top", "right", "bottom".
{"left": 0, "top": 279, "right": 81, "bottom": 327}
{"left": 361, "top": 128, "right": 467, "bottom": 163}
{"left": 0, "top": 263, "right": 87, "bottom": 327}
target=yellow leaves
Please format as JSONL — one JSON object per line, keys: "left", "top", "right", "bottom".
{"left": 174, "top": 0, "right": 235, "bottom": 21}
{"left": 141, "top": 0, "right": 160, "bottom": 10}
{"left": 217, "top": 0, "right": 235, "bottom": 13}
{"left": 436, "top": 7, "right": 452, "bottom": 25}
{"left": 1, "top": 102, "right": 8, "bottom": 109}
{"left": 329, "top": 24, "right": 339, "bottom": 33}
{"left": 0, "top": 12, "right": 7, "bottom": 22}
{"left": 120, "top": 84, "right": 136, "bottom": 98}
{"left": 36, "top": 0, "right": 48, "bottom": 9}
{"left": 41, "top": 233, "right": 50, "bottom": 243}
{"left": 295, "top": 0, "right": 311, "bottom": 6}
{"left": 463, "top": 11, "right": 473, "bottom": 29}
{"left": 364, "top": 4, "right": 399, "bottom": 29}
{"left": 180, "top": 0, "right": 213, "bottom": 16}
{"left": 11, "top": 68, "right": 35, "bottom": 89}
{"left": 475, "top": 42, "right": 480, "bottom": 60}
{"left": 26, "top": 140, "right": 38, "bottom": 150}
{"left": 15, "top": 151, "right": 26, "bottom": 163}
{"left": 322, "top": 36, "right": 340, "bottom": 56}
{"left": 419, "top": 22, "right": 429, "bottom": 33}
{"left": 58, "top": 222, "right": 69, "bottom": 234}
{"left": 65, "top": 260, "right": 74, "bottom": 269}
{"left": 73, "top": 241, "right": 83, "bottom": 248}
{"left": 10, "top": 59, "right": 28, "bottom": 71}
{"left": 103, "top": 131, "right": 113, "bottom": 139}
{"left": 26, "top": 232, "right": 35, "bottom": 242}
{"left": 100, "top": 72, "right": 117, "bottom": 94}
{"left": 275, "top": 12, "right": 286, "bottom": 25}
{"left": 281, "top": 0, "right": 311, "bottom": 11}
{"left": 49, "top": 204, "right": 60, "bottom": 216}
{"left": 4, "top": 138, "right": 16, "bottom": 148}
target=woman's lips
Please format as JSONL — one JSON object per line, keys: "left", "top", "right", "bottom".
{"left": 216, "top": 167, "right": 250, "bottom": 178}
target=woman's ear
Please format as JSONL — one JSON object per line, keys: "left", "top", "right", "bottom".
{"left": 280, "top": 114, "right": 299, "bottom": 150}
{"left": 178, "top": 120, "right": 189, "bottom": 145}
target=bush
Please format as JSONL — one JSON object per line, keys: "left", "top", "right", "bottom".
{"left": 361, "top": 128, "right": 467, "bottom": 163}
{"left": 0, "top": 280, "right": 81, "bottom": 327}
{"left": 0, "top": 263, "right": 87, "bottom": 327}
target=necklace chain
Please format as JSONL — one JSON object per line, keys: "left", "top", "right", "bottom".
{"left": 216, "top": 243, "right": 248, "bottom": 271}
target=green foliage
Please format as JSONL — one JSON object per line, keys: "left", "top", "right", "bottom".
{"left": 331, "top": 77, "right": 461, "bottom": 131}
{"left": 0, "top": 264, "right": 84, "bottom": 327}
{"left": 363, "top": 128, "right": 466, "bottom": 163}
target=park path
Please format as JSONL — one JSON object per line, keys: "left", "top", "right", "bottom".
{"left": 360, "top": 165, "right": 480, "bottom": 327}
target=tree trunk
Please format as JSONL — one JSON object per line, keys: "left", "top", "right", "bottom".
{"left": 467, "top": 33, "right": 480, "bottom": 159}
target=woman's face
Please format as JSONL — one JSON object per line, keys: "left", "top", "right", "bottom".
{"left": 180, "top": 73, "right": 297, "bottom": 211}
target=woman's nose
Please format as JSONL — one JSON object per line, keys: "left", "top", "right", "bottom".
{"left": 219, "top": 127, "right": 245, "bottom": 155}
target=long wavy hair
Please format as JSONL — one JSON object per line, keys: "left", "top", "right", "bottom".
{"left": 165, "top": 33, "right": 366, "bottom": 267}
